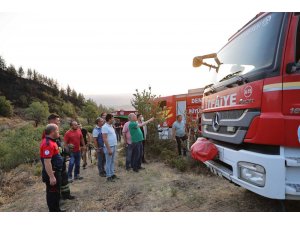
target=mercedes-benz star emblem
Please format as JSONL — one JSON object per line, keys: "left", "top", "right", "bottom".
{"left": 212, "top": 112, "right": 221, "bottom": 132}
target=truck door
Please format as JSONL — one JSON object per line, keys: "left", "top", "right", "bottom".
{"left": 282, "top": 13, "right": 300, "bottom": 147}
{"left": 176, "top": 100, "right": 186, "bottom": 121}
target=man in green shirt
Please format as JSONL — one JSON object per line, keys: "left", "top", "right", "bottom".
{"left": 128, "top": 113, "right": 154, "bottom": 172}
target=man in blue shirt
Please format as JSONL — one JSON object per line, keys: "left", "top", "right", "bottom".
{"left": 92, "top": 117, "right": 106, "bottom": 177}
{"left": 172, "top": 115, "right": 188, "bottom": 156}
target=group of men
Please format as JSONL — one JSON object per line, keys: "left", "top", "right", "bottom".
{"left": 93, "top": 112, "right": 154, "bottom": 177}
{"left": 40, "top": 111, "right": 188, "bottom": 212}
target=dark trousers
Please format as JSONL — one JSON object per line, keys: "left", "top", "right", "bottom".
{"left": 45, "top": 171, "right": 62, "bottom": 212}
{"left": 132, "top": 142, "right": 143, "bottom": 170}
{"left": 60, "top": 158, "right": 71, "bottom": 198}
{"left": 97, "top": 149, "right": 106, "bottom": 175}
{"left": 176, "top": 136, "right": 187, "bottom": 156}
{"left": 68, "top": 152, "right": 81, "bottom": 178}
{"left": 125, "top": 144, "right": 134, "bottom": 169}
{"left": 116, "top": 129, "right": 121, "bottom": 142}
{"left": 141, "top": 140, "right": 146, "bottom": 163}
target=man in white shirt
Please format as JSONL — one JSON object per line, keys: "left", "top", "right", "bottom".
{"left": 102, "top": 114, "right": 118, "bottom": 182}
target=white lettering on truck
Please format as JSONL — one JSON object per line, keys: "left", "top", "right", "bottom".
{"left": 205, "top": 93, "right": 237, "bottom": 109}
{"left": 191, "top": 98, "right": 202, "bottom": 104}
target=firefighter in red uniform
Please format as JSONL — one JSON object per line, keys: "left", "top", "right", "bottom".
{"left": 40, "top": 124, "right": 64, "bottom": 212}
{"left": 42, "top": 114, "right": 75, "bottom": 200}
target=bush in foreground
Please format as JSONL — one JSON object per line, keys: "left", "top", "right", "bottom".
{"left": 0, "top": 96, "right": 13, "bottom": 117}
{"left": 0, "top": 125, "right": 44, "bottom": 171}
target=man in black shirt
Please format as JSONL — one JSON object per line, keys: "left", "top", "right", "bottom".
{"left": 114, "top": 119, "right": 122, "bottom": 142}
{"left": 79, "top": 124, "right": 90, "bottom": 169}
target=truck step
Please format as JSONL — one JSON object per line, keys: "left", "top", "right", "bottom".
{"left": 204, "top": 160, "right": 233, "bottom": 180}
{"left": 286, "top": 183, "right": 300, "bottom": 195}
{"left": 286, "top": 157, "right": 300, "bottom": 167}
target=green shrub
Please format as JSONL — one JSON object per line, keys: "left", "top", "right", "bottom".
{"left": 84, "top": 125, "right": 94, "bottom": 133}
{"left": 25, "top": 101, "right": 49, "bottom": 127}
{"left": 145, "top": 139, "right": 176, "bottom": 158}
{"left": 34, "top": 163, "right": 42, "bottom": 176}
{"left": 0, "top": 125, "right": 44, "bottom": 171}
{"left": 0, "top": 96, "right": 13, "bottom": 117}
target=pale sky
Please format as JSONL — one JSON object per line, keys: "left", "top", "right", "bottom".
{"left": 0, "top": 1, "right": 276, "bottom": 97}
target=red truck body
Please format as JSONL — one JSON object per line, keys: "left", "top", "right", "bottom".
{"left": 156, "top": 88, "right": 203, "bottom": 128}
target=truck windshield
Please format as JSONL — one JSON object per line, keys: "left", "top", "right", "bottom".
{"left": 212, "top": 13, "right": 284, "bottom": 83}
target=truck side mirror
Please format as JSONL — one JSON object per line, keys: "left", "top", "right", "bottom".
{"left": 286, "top": 62, "right": 300, "bottom": 74}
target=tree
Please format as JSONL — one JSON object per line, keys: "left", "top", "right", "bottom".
{"left": 0, "top": 56, "right": 7, "bottom": 71}
{"left": 82, "top": 99, "right": 99, "bottom": 124}
{"left": 27, "top": 68, "right": 33, "bottom": 79}
{"left": 77, "top": 93, "right": 85, "bottom": 105}
{"left": 66, "top": 85, "right": 71, "bottom": 97}
{"left": 0, "top": 96, "right": 13, "bottom": 117}
{"left": 61, "top": 102, "right": 76, "bottom": 118}
{"left": 32, "top": 70, "right": 38, "bottom": 81}
{"left": 25, "top": 101, "right": 49, "bottom": 127}
{"left": 71, "top": 89, "right": 77, "bottom": 99}
{"left": 6, "top": 64, "right": 18, "bottom": 76}
{"left": 131, "top": 86, "right": 166, "bottom": 141}
{"left": 59, "top": 88, "right": 66, "bottom": 98}
{"left": 18, "top": 66, "right": 25, "bottom": 78}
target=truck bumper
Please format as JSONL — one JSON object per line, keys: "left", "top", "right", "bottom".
{"left": 204, "top": 144, "right": 300, "bottom": 200}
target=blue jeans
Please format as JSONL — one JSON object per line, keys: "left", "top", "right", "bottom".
{"left": 125, "top": 144, "right": 133, "bottom": 170}
{"left": 104, "top": 146, "right": 116, "bottom": 178}
{"left": 132, "top": 142, "right": 143, "bottom": 170}
{"left": 68, "top": 152, "right": 81, "bottom": 179}
{"left": 97, "top": 149, "right": 106, "bottom": 175}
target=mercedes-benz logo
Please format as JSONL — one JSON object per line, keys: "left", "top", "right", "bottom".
{"left": 212, "top": 112, "right": 221, "bottom": 132}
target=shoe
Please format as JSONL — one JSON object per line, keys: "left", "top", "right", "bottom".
{"left": 74, "top": 176, "right": 84, "bottom": 180}
{"left": 99, "top": 173, "right": 106, "bottom": 177}
{"left": 112, "top": 175, "right": 120, "bottom": 180}
{"left": 138, "top": 167, "right": 145, "bottom": 170}
{"left": 68, "top": 178, "right": 73, "bottom": 183}
{"left": 107, "top": 177, "right": 115, "bottom": 182}
{"left": 59, "top": 208, "right": 67, "bottom": 212}
{"left": 133, "top": 169, "right": 139, "bottom": 173}
{"left": 63, "top": 195, "right": 76, "bottom": 200}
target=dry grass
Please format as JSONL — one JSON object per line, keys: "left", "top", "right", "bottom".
{"left": 1, "top": 150, "right": 300, "bottom": 212}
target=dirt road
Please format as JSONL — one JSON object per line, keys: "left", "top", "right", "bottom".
{"left": 1, "top": 153, "right": 300, "bottom": 212}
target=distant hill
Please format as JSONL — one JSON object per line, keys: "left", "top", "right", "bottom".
{"left": 87, "top": 94, "right": 134, "bottom": 110}
{"left": 0, "top": 69, "right": 85, "bottom": 113}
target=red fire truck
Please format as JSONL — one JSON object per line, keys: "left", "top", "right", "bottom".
{"left": 193, "top": 12, "right": 300, "bottom": 200}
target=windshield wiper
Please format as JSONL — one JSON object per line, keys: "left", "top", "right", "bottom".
{"left": 203, "top": 83, "right": 216, "bottom": 95}
{"left": 219, "top": 70, "right": 243, "bottom": 82}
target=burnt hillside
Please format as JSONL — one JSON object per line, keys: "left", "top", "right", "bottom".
{"left": 0, "top": 70, "right": 84, "bottom": 113}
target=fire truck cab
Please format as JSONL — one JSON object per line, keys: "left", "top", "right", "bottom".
{"left": 193, "top": 12, "right": 300, "bottom": 200}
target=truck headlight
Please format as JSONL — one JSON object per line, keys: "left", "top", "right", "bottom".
{"left": 238, "top": 162, "right": 266, "bottom": 187}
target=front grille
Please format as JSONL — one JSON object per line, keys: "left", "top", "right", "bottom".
{"left": 201, "top": 109, "right": 260, "bottom": 144}
{"left": 206, "top": 125, "right": 235, "bottom": 135}
{"left": 203, "top": 109, "right": 245, "bottom": 120}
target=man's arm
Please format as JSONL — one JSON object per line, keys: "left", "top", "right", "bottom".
{"left": 122, "top": 133, "right": 127, "bottom": 143}
{"left": 138, "top": 117, "right": 154, "bottom": 127}
{"left": 93, "top": 137, "right": 99, "bottom": 149}
{"left": 44, "top": 158, "right": 56, "bottom": 186}
{"left": 87, "top": 133, "right": 92, "bottom": 145}
{"left": 102, "top": 133, "right": 112, "bottom": 155}
{"left": 80, "top": 133, "right": 85, "bottom": 147}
